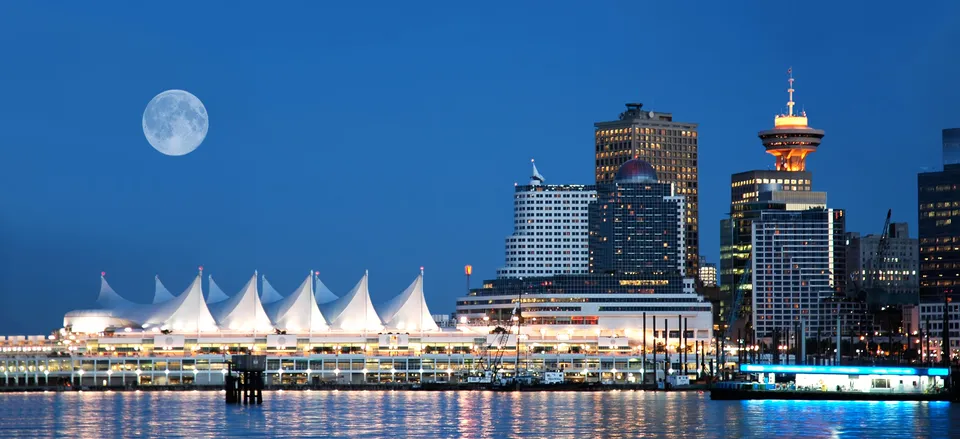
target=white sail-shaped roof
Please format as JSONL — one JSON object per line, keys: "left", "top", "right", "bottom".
{"left": 211, "top": 273, "right": 273, "bottom": 332}
{"left": 261, "top": 275, "right": 284, "bottom": 304}
{"left": 144, "top": 275, "right": 218, "bottom": 332}
{"left": 377, "top": 270, "right": 439, "bottom": 332}
{"left": 314, "top": 274, "right": 338, "bottom": 305}
{"left": 271, "top": 274, "right": 327, "bottom": 332}
{"left": 321, "top": 271, "right": 383, "bottom": 332}
{"left": 207, "top": 275, "right": 230, "bottom": 304}
{"left": 153, "top": 276, "right": 175, "bottom": 304}
{"left": 96, "top": 274, "right": 134, "bottom": 309}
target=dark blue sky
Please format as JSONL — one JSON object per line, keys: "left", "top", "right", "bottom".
{"left": 1, "top": 2, "right": 958, "bottom": 334}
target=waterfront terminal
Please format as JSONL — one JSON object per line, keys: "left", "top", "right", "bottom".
{"left": 0, "top": 270, "right": 718, "bottom": 390}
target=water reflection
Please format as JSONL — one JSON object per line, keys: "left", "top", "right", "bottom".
{"left": 0, "top": 391, "right": 954, "bottom": 438}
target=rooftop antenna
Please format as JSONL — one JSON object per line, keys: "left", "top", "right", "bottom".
{"left": 787, "top": 67, "right": 795, "bottom": 117}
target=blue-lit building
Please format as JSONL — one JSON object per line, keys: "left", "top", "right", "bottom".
{"left": 739, "top": 364, "right": 948, "bottom": 395}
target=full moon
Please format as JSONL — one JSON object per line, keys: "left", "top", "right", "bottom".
{"left": 142, "top": 90, "right": 209, "bottom": 156}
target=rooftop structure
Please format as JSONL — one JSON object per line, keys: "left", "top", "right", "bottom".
{"left": 757, "top": 69, "right": 825, "bottom": 172}
{"left": 62, "top": 269, "right": 437, "bottom": 335}
{"left": 210, "top": 273, "right": 273, "bottom": 333}
{"left": 153, "top": 276, "right": 174, "bottom": 304}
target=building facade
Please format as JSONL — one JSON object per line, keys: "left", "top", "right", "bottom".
{"left": 845, "top": 222, "right": 919, "bottom": 304}
{"left": 496, "top": 161, "right": 596, "bottom": 278}
{"left": 588, "top": 159, "right": 685, "bottom": 279}
{"left": 0, "top": 328, "right": 718, "bottom": 389}
{"left": 903, "top": 300, "right": 958, "bottom": 363}
{"left": 751, "top": 208, "right": 846, "bottom": 337}
{"left": 594, "top": 104, "right": 699, "bottom": 277}
{"left": 698, "top": 256, "right": 717, "bottom": 288}
{"left": 918, "top": 129, "right": 960, "bottom": 301}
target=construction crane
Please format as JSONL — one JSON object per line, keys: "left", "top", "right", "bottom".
{"left": 474, "top": 289, "right": 523, "bottom": 382}
{"left": 870, "top": 209, "right": 893, "bottom": 290}
{"left": 855, "top": 209, "right": 892, "bottom": 305}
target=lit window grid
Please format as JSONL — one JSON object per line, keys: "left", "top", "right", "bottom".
{"left": 588, "top": 182, "right": 685, "bottom": 277}
{"left": 918, "top": 167, "right": 960, "bottom": 298}
{"left": 498, "top": 185, "right": 598, "bottom": 278}
{"left": 594, "top": 123, "right": 699, "bottom": 277}
{"left": 750, "top": 210, "right": 844, "bottom": 336}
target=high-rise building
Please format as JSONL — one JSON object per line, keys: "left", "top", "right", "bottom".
{"left": 698, "top": 256, "right": 717, "bottom": 287}
{"left": 751, "top": 208, "right": 846, "bottom": 336}
{"left": 594, "top": 104, "right": 699, "bottom": 277}
{"left": 918, "top": 129, "right": 960, "bottom": 301}
{"left": 719, "top": 71, "right": 826, "bottom": 329}
{"left": 457, "top": 159, "right": 712, "bottom": 343}
{"left": 845, "top": 223, "right": 919, "bottom": 304}
{"left": 588, "top": 159, "right": 686, "bottom": 282}
{"left": 496, "top": 161, "right": 597, "bottom": 279}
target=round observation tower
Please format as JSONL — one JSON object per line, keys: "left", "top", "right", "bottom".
{"left": 757, "top": 68, "right": 824, "bottom": 172}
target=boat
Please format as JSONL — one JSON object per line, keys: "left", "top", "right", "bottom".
{"left": 710, "top": 364, "right": 953, "bottom": 402}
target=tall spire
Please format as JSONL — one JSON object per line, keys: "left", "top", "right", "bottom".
{"left": 530, "top": 159, "right": 545, "bottom": 186}
{"left": 787, "top": 67, "right": 795, "bottom": 117}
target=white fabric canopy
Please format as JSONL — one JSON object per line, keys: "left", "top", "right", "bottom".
{"left": 314, "top": 274, "right": 338, "bottom": 305}
{"left": 377, "top": 270, "right": 439, "bottom": 332}
{"left": 153, "top": 276, "right": 175, "bottom": 304}
{"left": 270, "top": 274, "right": 328, "bottom": 332}
{"left": 144, "top": 275, "right": 218, "bottom": 332}
{"left": 207, "top": 275, "right": 230, "bottom": 304}
{"left": 321, "top": 271, "right": 383, "bottom": 332}
{"left": 96, "top": 275, "right": 134, "bottom": 309}
{"left": 63, "top": 276, "right": 146, "bottom": 332}
{"left": 210, "top": 273, "right": 273, "bottom": 333}
{"left": 261, "top": 275, "right": 284, "bottom": 304}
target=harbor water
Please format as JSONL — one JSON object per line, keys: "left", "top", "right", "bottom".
{"left": 0, "top": 390, "right": 955, "bottom": 438}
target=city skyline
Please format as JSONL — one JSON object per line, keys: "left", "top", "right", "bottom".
{"left": 2, "top": 2, "right": 960, "bottom": 334}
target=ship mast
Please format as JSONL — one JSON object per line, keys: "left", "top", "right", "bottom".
{"left": 515, "top": 286, "right": 522, "bottom": 388}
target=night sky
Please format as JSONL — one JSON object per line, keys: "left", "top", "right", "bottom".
{"left": 1, "top": 1, "right": 958, "bottom": 333}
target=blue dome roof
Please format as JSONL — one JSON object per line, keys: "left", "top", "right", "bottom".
{"left": 615, "top": 158, "right": 658, "bottom": 183}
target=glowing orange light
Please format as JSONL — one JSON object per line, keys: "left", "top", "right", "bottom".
{"left": 465, "top": 265, "right": 473, "bottom": 276}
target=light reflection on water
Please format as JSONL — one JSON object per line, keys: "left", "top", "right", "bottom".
{"left": 0, "top": 391, "right": 954, "bottom": 438}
